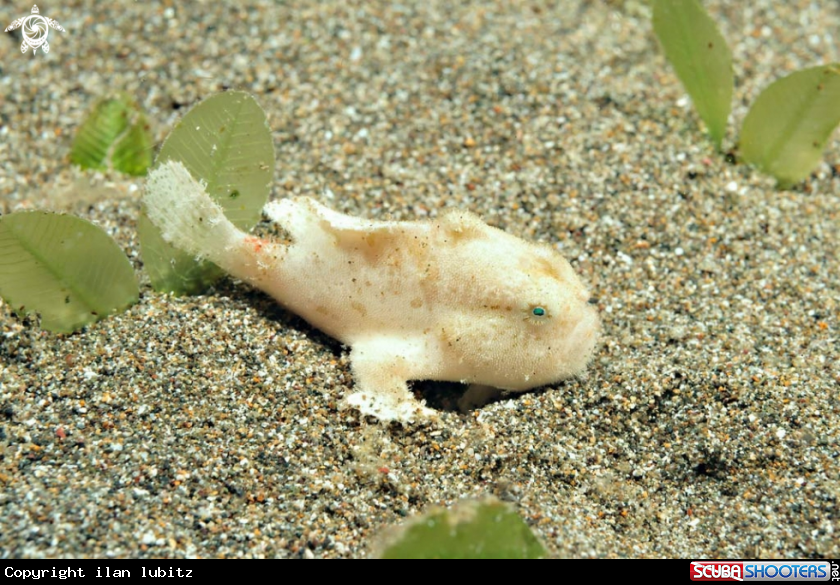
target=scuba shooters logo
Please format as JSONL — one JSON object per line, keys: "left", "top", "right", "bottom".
{"left": 691, "top": 561, "right": 838, "bottom": 582}
{"left": 691, "top": 563, "right": 744, "bottom": 581}
{"left": 4, "top": 4, "right": 65, "bottom": 55}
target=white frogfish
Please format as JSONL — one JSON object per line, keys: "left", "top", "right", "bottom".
{"left": 143, "top": 161, "right": 599, "bottom": 423}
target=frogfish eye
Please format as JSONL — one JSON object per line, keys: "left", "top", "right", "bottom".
{"left": 526, "top": 305, "right": 550, "bottom": 324}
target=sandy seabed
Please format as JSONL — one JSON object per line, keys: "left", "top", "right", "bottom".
{"left": 1, "top": 0, "right": 838, "bottom": 558}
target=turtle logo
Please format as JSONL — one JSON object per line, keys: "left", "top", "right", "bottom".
{"left": 5, "top": 5, "right": 65, "bottom": 55}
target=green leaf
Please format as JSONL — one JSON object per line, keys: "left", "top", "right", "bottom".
{"left": 70, "top": 94, "right": 153, "bottom": 177}
{"left": 138, "top": 91, "right": 274, "bottom": 295}
{"left": 652, "top": 0, "right": 733, "bottom": 150}
{"left": 740, "top": 64, "right": 840, "bottom": 188}
{"left": 373, "top": 498, "right": 547, "bottom": 559}
{"left": 0, "top": 212, "right": 138, "bottom": 333}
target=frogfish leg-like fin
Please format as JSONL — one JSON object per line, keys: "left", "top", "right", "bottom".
{"left": 343, "top": 338, "right": 439, "bottom": 424}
